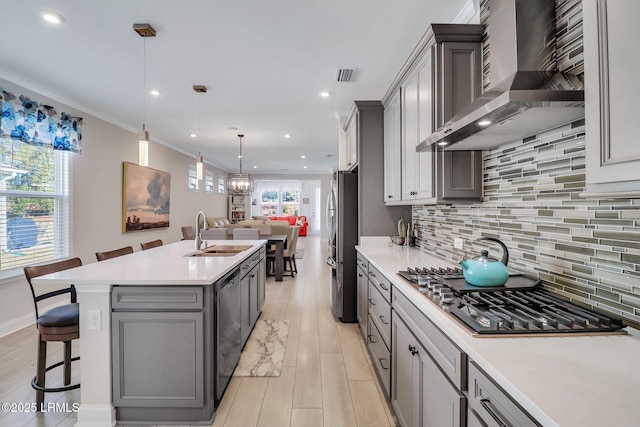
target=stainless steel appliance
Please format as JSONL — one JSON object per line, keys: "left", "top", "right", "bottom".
{"left": 215, "top": 269, "right": 241, "bottom": 400}
{"left": 327, "top": 171, "right": 358, "bottom": 322}
{"left": 398, "top": 267, "right": 626, "bottom": 336}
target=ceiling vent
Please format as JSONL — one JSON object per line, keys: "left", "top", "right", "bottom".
{"left": 335, "top": 68, "right": 355, "bottom": 83}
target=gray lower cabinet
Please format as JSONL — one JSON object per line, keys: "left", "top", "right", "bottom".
{"left": 356, "top": 252, "right": 368, "bottom": 337}
{"left": 468, "top": 362, "right": 540, "bottom": 427}
{"left": 240, "top": 248, "right": 264, "bottom": 345}
{"left": 392, "top": 311, "right": 465, "bottom": 427}
{"left": 392, "top": 290, "right": 466, "bottom": 427}
{"left": 111, "top": 286, "right": 215, "bottom": 423}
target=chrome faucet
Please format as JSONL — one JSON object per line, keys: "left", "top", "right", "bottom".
{"left": 195, "top": 210, "right": 209, "bottom": 251}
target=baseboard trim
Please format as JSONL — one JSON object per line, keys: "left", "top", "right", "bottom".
{"left": 0, "top": 312, "right": 35, "bottom": 338}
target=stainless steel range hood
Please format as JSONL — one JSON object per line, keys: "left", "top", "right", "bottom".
{"left": 418, "top": 0, "right": 584, "bottom": 152}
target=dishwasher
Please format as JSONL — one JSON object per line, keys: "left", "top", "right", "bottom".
{"left": 215, "top": 268, "right": 241, "bottom": 401}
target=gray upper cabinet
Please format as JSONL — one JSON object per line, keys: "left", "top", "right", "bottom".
{"left": 583, "top": 0, "right": 640, "bottom": 198}
{"left": 345, "top": 111, "right": 359, "bottom": 171}
{"left": 384, "top": 24, "right": 484, "bottom": 205}
{"left": 384, "top": 90, "right": 402, "bottom": 203}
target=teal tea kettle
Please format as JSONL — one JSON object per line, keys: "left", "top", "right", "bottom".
{"left": 460, "top": 237, "right": 510, "bottom": 287}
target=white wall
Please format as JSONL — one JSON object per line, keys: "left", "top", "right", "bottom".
{"left": 0, "top": 77, "right": 228, "bottom": 336}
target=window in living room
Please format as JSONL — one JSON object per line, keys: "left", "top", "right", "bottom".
{"left": 0, "top": 138, "right": 70, "bottom": 272}
{"left": 205, "top": 171, "right": 214, "bottom": 193}
{"left": 256, "top": 181, "right": 301, "bottom": 217}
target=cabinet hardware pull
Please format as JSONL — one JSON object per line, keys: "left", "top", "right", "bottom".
{"left": 480, "top": 399, "right": 509, "bottom": 427}
{"left": 368, "top": 334, "right": 377, "bottom": 343}
{"left": 408, "top": 345, "right": 418, "bottom": 356}
{"left": 378, "top": 358, "right": 389, "bottom": 370}
{"left": 358, "top": 273, "right": 363, "bottom": 277}
{"left": 379, "top": 315, "right": 388, "bottom": 325}
{"left": 369, "top": 272, "right": 376, "bottom": 277}
{"left": 368, "top": 298, "right": 377, "bottom": 306}
{"left": 250, "top": 274, "right": 255, "bottom": 278}
{"left": 379, "top": 283, "right": 388, "bottom": 291}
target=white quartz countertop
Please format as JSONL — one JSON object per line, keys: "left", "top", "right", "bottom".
{"left": 32, "top": 240, "right": 265, "bottom": 287}
{"left": 357, "top": 240, "right": 640, "bottom": 427}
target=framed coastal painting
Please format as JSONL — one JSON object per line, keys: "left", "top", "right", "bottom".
{"left": 122, "top": 162, "right": 171, "bottom": 232}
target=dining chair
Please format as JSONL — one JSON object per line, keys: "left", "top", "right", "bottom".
{"left": 232, "top": 228, "right": 260, "bottom": 240}
{"left": 95, "top": 246, "right": 134, "bottom": 261}
{"left": 200, "top": 228, "right": 228, "bottom": 240}
{"left": 140, "top": 239, "right": 163, "bottom": 250}
{"left": 267, "top": 225, "right": 300, "bottom": 277}
{"left": 23, "top": 258, "right": 83, "bottom": 409}
{"left": 181, "top": 225, "right": 196, "bottom": 240}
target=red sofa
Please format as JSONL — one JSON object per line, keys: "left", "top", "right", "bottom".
{"left": 269, "top": 216, "right": 308, "bottom": 236}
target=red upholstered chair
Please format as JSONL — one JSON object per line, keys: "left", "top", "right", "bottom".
{"left": 268, "top": 216, "right": 308, "bottom": 236}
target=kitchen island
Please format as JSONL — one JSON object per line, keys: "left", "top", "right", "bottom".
{"left": 31, "top": 239, "right": 266, "bottom": 427}
{"left": 357, "top": 237, "right": 640, "bottom": 427}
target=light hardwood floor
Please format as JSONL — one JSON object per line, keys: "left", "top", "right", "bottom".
{"left": 0, "top": 236, "right": 397, "bottom": 427}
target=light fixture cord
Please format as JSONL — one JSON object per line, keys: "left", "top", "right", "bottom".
{"left": 238, "top": 135, "right": 243, "bottom": 174}
{"left": 142, "top": 36, "right": 147, "bottom": 132}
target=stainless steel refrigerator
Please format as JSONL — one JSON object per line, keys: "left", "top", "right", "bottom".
{"left": 327, "top": 171, "right": 358, "bottom": 322}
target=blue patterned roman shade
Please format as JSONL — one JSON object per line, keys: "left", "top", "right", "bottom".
{"left": 0, "top": 87, "right": 82, "bottom": 153}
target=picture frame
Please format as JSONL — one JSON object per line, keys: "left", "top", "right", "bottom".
{"left": 122, "top": 162, "right": 171, "bottom": 232}
{"left": 302, "top": 197, "right": 310, "bottom": 204}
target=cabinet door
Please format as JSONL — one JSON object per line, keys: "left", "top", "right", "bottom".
{"left": 112, "top": 311, "right": 204, "bottom": 407}
{"left": 240, "top": 273, "right": 251, "bottom": 344}
{"left": 421, "top": 346, "right": 465, "bottom": 427}
{"left": 258, "top": 258, "right": 266, "bottom": 311}
{"left": 249, "top": 265, "right": 260, "bottom": 326}
{"left": 392, "top": 311, "right": 421, "bottom": 427}
{"left": 357, "top": 265, "right": 368, "bottom": 337}
{"left": 584, "top": 0, "right": 640, "bottom": 193}
{"left": 384, "top": 89, "right": 403, "bottom": 203}
{"left": 346, "top": 113, "right": 358, "bottom": 170}
{"left": 437, "top": 149, "right": 483, "bottom": 200}
{"left": 402, "top": 60, "right": 434, "bottom": 202}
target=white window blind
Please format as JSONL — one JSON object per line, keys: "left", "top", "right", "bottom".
{"left": 188, "top": 166, "right": 199, "bottom": 191}
{"left": 0, "top": 138, "right": 70, "bottom": 272}
{"left": 205, "top": 171, "right": 214, "bottom": 193}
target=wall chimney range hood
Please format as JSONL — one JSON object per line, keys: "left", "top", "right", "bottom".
{"left": 418, "top": 0, "right": 584, "bottom": 152}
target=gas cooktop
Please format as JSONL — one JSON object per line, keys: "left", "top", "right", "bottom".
{"left": 398, "top": 267, "right": 626, "bottom": 336}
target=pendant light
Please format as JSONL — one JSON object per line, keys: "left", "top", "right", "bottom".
{"left": 133, "top": 23, "right": 156, "bottom": 167}
{"left": 193, "top": 85, "right": 207, "bottom": 180}
{"left": 226, "top": 134, "right": 254, "bottom": 195}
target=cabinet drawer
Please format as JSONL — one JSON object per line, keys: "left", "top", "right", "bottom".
{"left": 368, "top": 283, "right": 390, "bottom": 348}
{"left": 367, "top": 315, "right": 391, "bottom": 396}
{"left": 356, "top": 252, "right": 368, "bottom": 273}
{"left": 240, "top": 250, "right": 261, "bottom": 275}
{"left": 112, "top": 286, "right": 203, "bottom": 310}
{"left": 368, "top": 264, "right": 391, "bottom": 303}
{"left": 393, "top": 288, "right": 466, "bottom": 390}
{"left": 468, "top": 362, "right": 540, "bottom": 427}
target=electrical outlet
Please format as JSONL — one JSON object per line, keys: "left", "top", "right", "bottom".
{"left": 454, "top": 238, "right": 464, "bottom": 250}
{"left": 88, "top": 309, "right": 101, "bottom": 331}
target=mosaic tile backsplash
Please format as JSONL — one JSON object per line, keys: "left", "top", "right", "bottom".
{"left": 413, "top": 0, "right": 640, "bottom": 329}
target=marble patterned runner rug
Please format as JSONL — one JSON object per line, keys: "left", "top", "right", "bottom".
{"left": 234, "top": 319, "right": 290, "bottom": 377}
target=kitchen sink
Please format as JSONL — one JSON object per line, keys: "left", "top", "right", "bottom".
{"left": 185, "top": 244, "right": 253, "bottom": 257}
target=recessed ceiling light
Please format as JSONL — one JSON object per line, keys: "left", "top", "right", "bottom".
{"left": 150, "top": 89, "right": 160, "bottom": 96}
{"left": 478, "top": 119, "right": 492, "bottom": 126}
{"left": 190, "top": 133, "right": 197, "bottom": 138}
{"left": 437, "top": 141, "right": 449, "bottom": 146}
{"left": 320, "top": 91, "right": 330, "bottom": 97}
{"left": 253, "top": 165, "right": 257, "bottom": 169}
{"left": 284, "top": 134, "right": 291, "bottom": 139}
{"left": 301, "top": 155, "right": 306, "bottom": 159}
{"left": 303, "top": 166, "right": 308, "bottom": 169}
{"left": 41, "top": 11, "right": 65, "bottom": 24}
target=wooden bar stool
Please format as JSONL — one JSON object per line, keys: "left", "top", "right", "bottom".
{"left": 140, "top": 239, "right": 163, "bottom": 250}
{"left": 23, "top": 258, "right": 83, "bottom": 409}
{"left": 95, "top": 246, "right": 133, "bottom": 261}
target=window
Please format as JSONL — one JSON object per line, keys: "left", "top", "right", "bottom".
{"left": 0, "top": 138, "right": 70, "bottom": 272}
{"left": 256, "top": 181, "right": 301, "bottom": 217}
{"left": 217, "top": 177, "right": 225, "bottom": 194}
{"left": 188, "top": 166, "right": 199, "bottom": 191}
{"left": 205, "top": 171, "right": 214, "bottom": 193}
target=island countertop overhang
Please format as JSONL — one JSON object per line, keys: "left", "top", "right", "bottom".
{"left": 31, "top": 239, "right": 267, "bottom": 287}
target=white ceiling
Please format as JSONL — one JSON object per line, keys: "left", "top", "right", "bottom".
{"left": 0, "top": 0, "right": 469, "bottom": 174}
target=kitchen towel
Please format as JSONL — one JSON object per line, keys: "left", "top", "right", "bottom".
{"left": 234, "top": 319, "right": 289, "bottom": 377}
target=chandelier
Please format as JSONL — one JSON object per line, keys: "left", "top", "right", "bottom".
{"left": 226, "top": 134, "right": 254, "bottom": 196}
